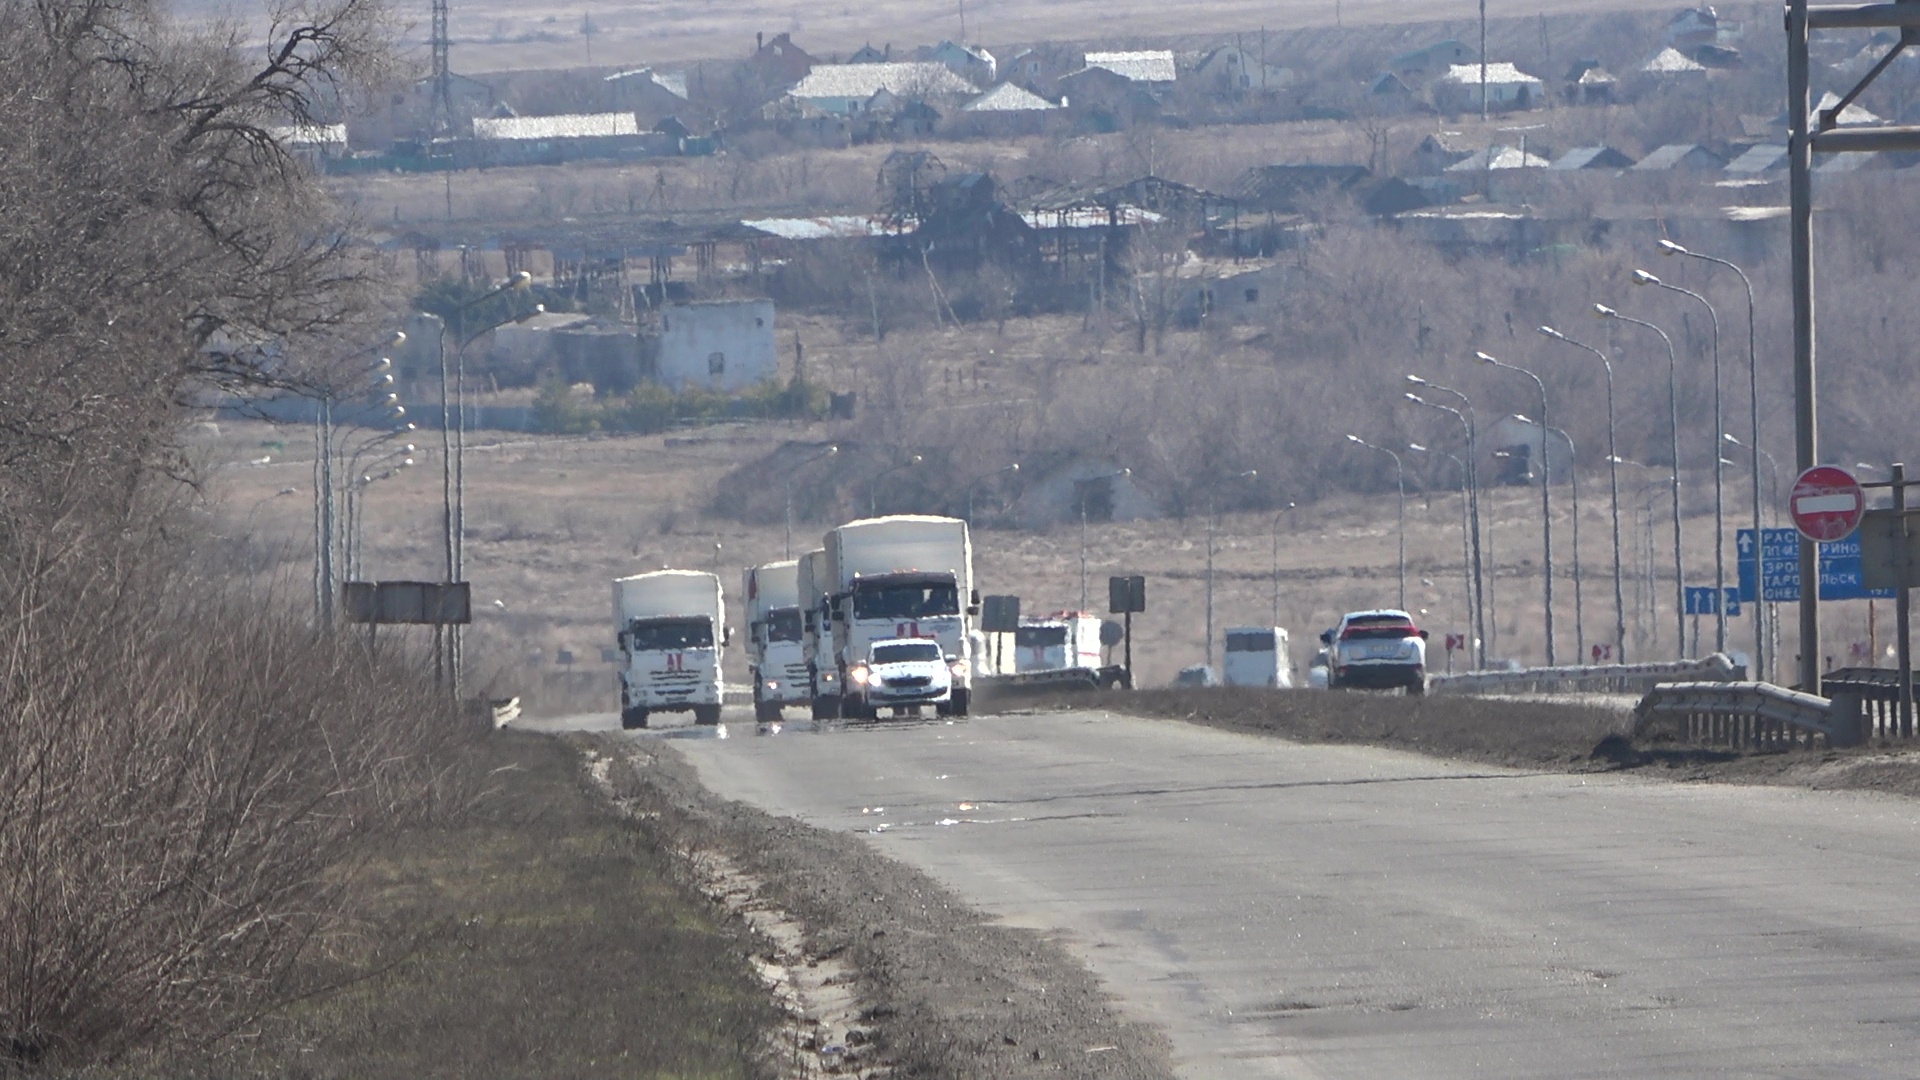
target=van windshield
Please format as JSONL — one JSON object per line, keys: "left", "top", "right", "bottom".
{"left": 628, "top": 618, "right": 714, "bottom": 650}
{"left": 873, "top": 641, "right": 941, "bottom": 664}
{"left": 766, "top": 608, "right": 803, "bottom": 643}
{"left": 1226, "top": 630, "right": 1276, "bottom": 652}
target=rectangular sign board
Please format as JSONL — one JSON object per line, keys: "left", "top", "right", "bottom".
{"left": 1108, "top": 575, "right": 1147, "bottom": 614}
{"left": 342, "top": 581, "right": 472, "bottom": 625}
{"left": 1736, "top": 528, "right": 1894, "bottom": 602}
{"left": 979, "top": 594, "right": 1021, "bottom": 633}
{"left": 1684, "top": 586, "right": 1742, "bottom": 616}
{"left": 1858, "top": 509, "right": 1920, "bottom": 591}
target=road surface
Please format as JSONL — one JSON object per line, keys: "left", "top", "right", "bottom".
{"left": 551, "top": 706, "right": 1920, "bottom": 1078}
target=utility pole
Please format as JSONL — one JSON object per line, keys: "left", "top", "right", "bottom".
{"left": 430, "top": 0, "right": 452, "bottom": 138}
{"left": 1479, "top": 0, "right": 1489, "bottom": 119}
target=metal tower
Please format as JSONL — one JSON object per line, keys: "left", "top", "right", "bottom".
{"left": 430, "top": 0, "right": 451, "bottom": 137}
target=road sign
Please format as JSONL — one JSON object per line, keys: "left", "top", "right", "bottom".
{"left": 1859, "top": 508, "right": 1920, "bottom": 590}
{"left": 1684, "top": 586, "right": 1742, "bottom": 617}
{"left": 1445, "top": 632, "right": 1466, "bottom": 652}
{"left": 1737, "top": 527, "right": 1894, "bottom": 602}
{"left": 1790, "top": 465, "right": 1865, "bottom": 542}
{"left": 1591, "top": 643, "right": 1612, "bottom": 663}
{"left": 1108, "top": 575, "right": 1146, "bottom": 614}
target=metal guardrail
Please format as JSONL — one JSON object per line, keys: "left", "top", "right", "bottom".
{"left": 1632, "top": 681, "right": 1851, "bottom": 749}
{"left": 1818, "top": 668, "right": 1920, "bottom": 740}
{"left": 1429, "top": 655, "right": 1743, "bottom": 697}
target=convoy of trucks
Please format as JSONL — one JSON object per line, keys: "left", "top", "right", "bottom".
{"left": 597, "top": 508, "right": 1420, "bottom": 726}
{"left": 612, "top": 570, "right": 728, "bottom": 729}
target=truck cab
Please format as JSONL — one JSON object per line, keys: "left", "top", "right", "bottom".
{"left": 613, "top": 570, "right": 728, "bottom": 729}
{"left": 1223, "top": 626, "right": 1293, "bottom": 688}
{"left": 1015, "top": 613, "right": 1105, "bottom": 673}
{"left": 744, "top": 560, "right": 812, "bottom": 722}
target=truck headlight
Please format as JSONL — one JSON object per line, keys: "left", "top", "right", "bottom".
{"left": 949, "top": 659, "right": 969, "bottom": 678}
{"left": 848, "top": 664, "right": 871, "bottom": 686}
{"left": 764, "top": 678, "right": 780, "bottom": 690}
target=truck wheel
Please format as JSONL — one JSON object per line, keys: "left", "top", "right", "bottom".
{"left": 754, "top": 701, "right": 782, "bottom": 723}
{"left": 812, "top": 695, "right": 841, "bottom": 721}
{"left": 693, "top": 704, "right": 722, "bottom": 725}
{"left": 620, "top": 706, "right": 649, "bottom": 730}
{"left": 951, "top": 688, "right": 970, "bottom": 717}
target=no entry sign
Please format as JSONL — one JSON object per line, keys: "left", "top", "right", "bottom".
{"left": 1791, "top": 465, "right": 1865, "bottom": 543}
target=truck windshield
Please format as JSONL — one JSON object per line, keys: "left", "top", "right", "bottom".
{"left": 1226, "top": 630, "right": 1275, "bottom": 652}
{"left": 873, "top": 641, "right": 942, "bottom": 664}
{"left": 766, "top": 608, "right": 803, "bottom": 643}
{"left": 628, "top": 618, "right": 714, "bottom": 650}
{"left": 1016, "top": 626, "right": 1067, "bottom": 648}
{"left": 852, "top": 581, "right": 959, "bottom": 620}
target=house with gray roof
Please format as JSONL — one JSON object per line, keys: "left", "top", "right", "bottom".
{"left": 785, "top": 62, "right": 978, "bottom": 116}
{"left": 1431, "top": 63, "right": 1544, "bottom": 113}
{"left": 1548, "top": 146, "right": 1635, "bottom": 170}
{"left": 1631, "top": 144, "right": 1726, "bottom": 171}
{"left": 1082, "top": 50, "right": 1177, "bottom": 86}
{"left": 1724, "top": 144, "right": 1787, "bottom": 175}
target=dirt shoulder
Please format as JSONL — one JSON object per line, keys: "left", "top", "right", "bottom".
{"left": 578, "top": 731, "right": 1178, "bottom": 1080}
{"left": 1011, "top": 686, "right": 1920, "bottom": 800}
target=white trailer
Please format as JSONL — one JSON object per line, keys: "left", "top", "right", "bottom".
{"left": 819, "top": 516, "right": 976, "bottom": 720}
{"left": 613, "top": 570, "right": 727, "bottom": 728}
{"left": 1014, "top": 612, "right": 1106, "bottom": 673}
{"left": 743, "top": 560, "right": 811, "bottom": 721}
{"left": 1223, "top": 626, "right": 1293, "bottom": 688}
{"left": 796, "top": 548, "right": 839, "bottom": 717}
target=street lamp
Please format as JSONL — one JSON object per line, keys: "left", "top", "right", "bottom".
{"left": 784, "top": 444, "right": 839, "bottom": 557}
{"left": 1596, "top": 303, "right": 1687, "bottom": 654}
{"left": 1635, "top": 267, "right": 1727, "bottom": 654}
{"left": 1517, "top": 416, "right": 1585, "bottom": 665}
{"left": 1730, "top": 435, "right": 1781, "bottom": 525}
{"left": 1540, "top": 324, "right": 1626, "bottom": 664}
{"left": 1406, "top": 376, "right": 1488, "bottom": 666}
{"left": 868, "top": 454, "right": 922, "bottom": 516}
{"left": 310, "top": 331, "right": 407, "bottom": 629}
{"left": 965, "top": 462, "right": 1020, "bottom": 524}
{"left": 1271, "top": 501, "right": 1296, "bottom": 626}
{"left": 1476, "top": 350, "right": 1556, "bottom": 665}
{"left": 1729, "top": 433, "right": 1783, "bottom": 681}
{"left": 1410, "top": 443, "right": 1473, "bottom": 656}
{"left": 1660, "top": 239, "right": 1763, "bottom": 678}
{"left": 1205, "top": 469, "right": 1259, "bottom": 670}
{"left": 346, "top": 455, "right": 415, "bottom": 581}
{"left": 1347, "top": 434, "right": 1406, "bottom": 610}
{"left": 1075, "top": 466, "right": 1128, "bottom": 611}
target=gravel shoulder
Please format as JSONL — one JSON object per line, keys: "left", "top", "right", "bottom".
{"left": 1071, "top": 686, "right": 1920, "bottom": 798}
{"left": 575, "top": 730, "right": 1178, "bottom": 1080}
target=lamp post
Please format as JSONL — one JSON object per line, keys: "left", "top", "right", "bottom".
{"left": 310, "top": 333, "right": 407, "bottom": 629}
{"left": 1636, "top": 267, "right": 1727, "bottom": 654}
{"left": 784, "top": 444, "right": 839, "bottom": 557}
{"left": 868, "top": 454, "right": 923, "bottom": 516}
{"left": 1271, "top": 501, "right": 1295, "bottom": 626}
{"left": 1660, "top": 239, "right": 1763, "bottom": 678}
{"left": 1410, "top": 443, "right": 1473, "bottom": 654}
{"left": 1539, "top": 324, "right": 1626, "bottom": 664}
{"left": 346, "top": 455, "right": 415, "bottom": 581}
{"left": 965, "top": 461, "right": 1020, "bottom": 524}
{"left": 1205, "top": 469, "right": 1259, "bottom": 670}
{"left": 1475, "top": 350, "right": 1556, "bottom": 665}
{"left": 1407, "top": 376, "right": 1487, "bottom": 666}
{"left": 1729, "top": 433, "right": 1782, "bottom": 682}
{"left": 1525, "top": 417, "right": 1584, "bottom": 664}
{"left": 1347, "top": 435, "right": 1406, "bottom": 609}
{"left": 1080, "top": 468, "right": 1131, "bottom": 609}
{"left": 1597, "top": 303, "right": 1687, "bottom": 654}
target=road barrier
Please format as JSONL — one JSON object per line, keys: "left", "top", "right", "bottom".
{"left": 1631, "top": 681, "right": 1849, "bottom": 749}
{"left": 1818, "top": 668, "right": 1920, "bottom": 741}
{"left": 1429, "top": 655, "right": 1743, "bottom": 697}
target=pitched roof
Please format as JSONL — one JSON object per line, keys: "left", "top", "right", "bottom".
{"left": 1548, "top": 146, "right": 1635, "bottom": 170}
{"left": 1444, "top": 145, "right": 1550, "bottom": 171}
{"left": 787, "top": 61, "right": 977, "bottom": 100}
{"left": 1724, "top": 144, "right": 1787, "bottom": 174}
{"left": 1642, "top": 47, "right": 1708, "bottom": 74}
{"left": 962, "top": 83, "right": 1060, "bottom": 112}
{"left": 1632, "top": 143, "right": 1725, "bottom": 170}
{"left": 1437, "top": 62, "right": 1541, "bottom": 85}
{"left": 1083, "top": 50, "right": 1178, "bottom": 83}
{"left": 605, "top": 67, "right": 689, "bottom": 99}
{"left": 472, "top": 112, "right": 639, "bottom": 140}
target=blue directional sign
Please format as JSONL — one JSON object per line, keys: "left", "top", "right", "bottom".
{"left": 1684, "top": 586, "right": 1742, "bottom": 616}
{"left": 1736, "top": 527, "right": 1894, "bottom": 602}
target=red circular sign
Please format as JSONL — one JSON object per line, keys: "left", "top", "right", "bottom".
{"left": 1790, "top": 465, "right": 1864, "bottom": 543}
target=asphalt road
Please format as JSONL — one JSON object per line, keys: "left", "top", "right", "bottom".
{"left": 548, "top": 706, "right": 1920, "bottom": 1078}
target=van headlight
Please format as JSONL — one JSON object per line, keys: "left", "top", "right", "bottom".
{"left": 848, "top": 664, "right": 871, "bottom": 686}
{"left": 763, "top": 678, "right": 780, "bottom": 690}
{"left": 948, "top": 659, "right": 969, "bottom": 678}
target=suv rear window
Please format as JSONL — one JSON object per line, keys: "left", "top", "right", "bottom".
{"left": 1341, "top": 619, "right": 1416, "bottom": 641}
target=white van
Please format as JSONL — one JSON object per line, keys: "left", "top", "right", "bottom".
{"left": 1223, "top": 626, "right": 1292, "bottom": 688}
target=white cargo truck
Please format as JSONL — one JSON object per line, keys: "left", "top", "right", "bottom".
{"left": 612, "top": 570, "right": 727, "bottom": 729}
{"left": 743, "top": 560, "right": 811, "bottom": 722}
{"left": 796, "top": 548, "right": 840, "bottom": 719}
{"left": 1223, "top": 626, "right": 1294, "bottom": 688}
{"left": 1014, "top": 612, "right": 1106, "bottom": 674}
{"left": 818, "top": 515, "right": 976, "bottom": 720}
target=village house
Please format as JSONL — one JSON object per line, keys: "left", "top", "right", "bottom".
{"left": 916, "top": 40, "right": 996, "bottom": 86}
{"left": 1631, "top": 143, "right": 1727, "bottom": 172}
{"left": 1562, "top": 60, "right": 1618, "bottom": 105}
{"left": 653, "top": 299, "right": 778, "bottom": 393}
{"left": 784, "top": 61, "right": 977, "bottom": 116}
{"left": 953, "top": 83, "right": 1065, "bottom": 137}
{"left": 466, "top": 111, "right": 666, "bottom": 167}
{"left": 603, "top": 67, "right": 690, "bottom": 124}
{"left": 1387, "top": 40, "right": 1475, "bottom": 86}
{"left": 1548, "top": 146, "right": 1636, "bottom": 170}
{"left": 1186, "top": 43, "right": 1294, "bottom": 96}
{"left": 747, "top": 32, "right": 817, "bottom": 95}
{"left": 268, "top": 123, "right": 349, "bottom": 162}
{"left": 1081, "top": 50, "right": 1178, "bottom": 88}
{"left": 1430, "top": 63, "right": 1545, "bottom": 113}
{"left": 1057, "top": 66, "right": 1161, "bottom": 128}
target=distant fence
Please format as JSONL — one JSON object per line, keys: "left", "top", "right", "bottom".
{"left": 1429, "top": 655, "right": 1743, "bottom": 697}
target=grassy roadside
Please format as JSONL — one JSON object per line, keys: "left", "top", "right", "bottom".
{"left": 74, "top": 731, "right": 776, "bottom": 1080}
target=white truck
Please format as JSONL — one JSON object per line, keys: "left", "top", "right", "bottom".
{"left": 1014, "top": 612, "right": 1106, "bottom": 674}
{"left": 743, "top": 560, "right": 811, "bottom": 722}
{"left": 796, "top": 548, "right": 841, "bottom": 720}
{"left": 612, "top": 570, "right": 727, "bottom": 729}
{"left": 818, "top": 515, "right": 976, "bottom": 720}
{"left": 1223, "top": 626, "right": 1294, "bottom": 688}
